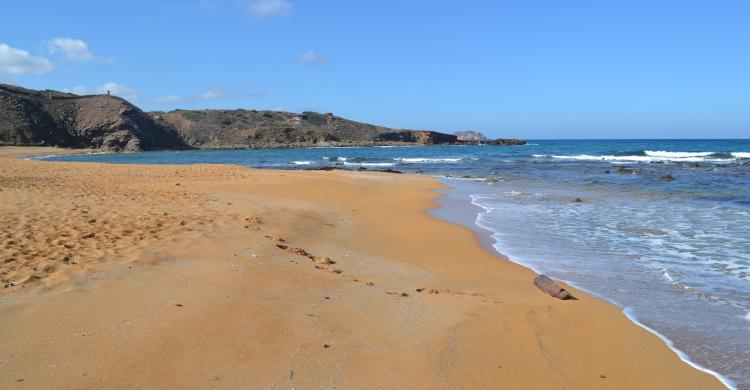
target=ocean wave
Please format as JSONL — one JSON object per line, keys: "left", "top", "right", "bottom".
{"left": 622, "top": 308, "right": 738, "bottom": 390}
{"left": 292, "top": 161, "right": 314, "bottom": 165}
{"left": 394, "top": 157, "right": 462, "bottom": 163}
{"left": 661, "top": 269, "right": 676, "bottom": 284}
{"left": 342, "top": 162, "right": 395, "bottom": 167}
{"left": 645, "top": 151, "right": 714, "bottom": 158}
{"left": 732, "top": 152, "right": 750, "bottom": 159}
{"left": 550, "top": 154, "right": 732, "bottom": 163}
{"left": 323, "top": 156, "right": 349, "bottom": 162}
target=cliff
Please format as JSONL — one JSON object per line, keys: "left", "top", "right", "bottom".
{"left": 0, "top": 84, "right": 185, "bottom": 151}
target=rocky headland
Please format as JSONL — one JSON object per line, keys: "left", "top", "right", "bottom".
{"left": 1, "top": 84, "right": 526, "bottom": 151}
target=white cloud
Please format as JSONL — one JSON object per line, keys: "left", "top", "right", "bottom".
{"left": 98, "top": 82, "right": 138, "bottom": 100}
{"left": 238, "top": 0, "right": 293, "bottom": 18}
{"left": 196, "top": 88, "right": 235, "bottom": 99}
{"left": 47, "top": 38, "right": 94, "bottom": 61}
{"left": 46, "top": 38, "right": 112, "bottom": 64}
{"left": 297, "top": 49, "right": 327, "bottom": 65}
{"left": 156, "top": 95, "right": 187, "bottom": 104}
{"left": 0, "top": 43, "right": 53, "bottom": 76}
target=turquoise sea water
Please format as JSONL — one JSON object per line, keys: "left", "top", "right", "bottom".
{"left": 41, "top": 140, "right": 750, "bottom": 388}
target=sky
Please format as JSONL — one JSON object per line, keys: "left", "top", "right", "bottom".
{"left": 1, "top": 0, "right": 749, "bottom": 139}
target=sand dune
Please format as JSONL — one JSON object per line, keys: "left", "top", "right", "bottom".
{"left": 0, "top": 147, "right": 723, "bottom": 389}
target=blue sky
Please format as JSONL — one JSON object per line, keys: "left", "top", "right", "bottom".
{"left": 1, "top": 0, "right": 748, "bottom": 139}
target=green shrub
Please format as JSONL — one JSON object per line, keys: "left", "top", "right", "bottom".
{"left": 302, "top": 111, "right": 326, "bottom": 126}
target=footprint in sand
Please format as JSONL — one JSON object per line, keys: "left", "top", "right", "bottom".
{"left": 267, "top": 236, "right": 342, "bottom": 274}
{"left": 414, "top": 287, "right": 490, "bottom": 300}
{"left": 244, "top": 217, "right": 262, "bottom": 229}
{"left": 386, "top": 291, "right": 410, "bottom": 297}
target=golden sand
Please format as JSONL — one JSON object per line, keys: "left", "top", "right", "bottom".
{"left": 0, "top": 147, "right": 723, "bottom": 389}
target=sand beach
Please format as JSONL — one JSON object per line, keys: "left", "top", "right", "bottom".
{"left": 0, "top": 146, "right": 724, "bottom": 389}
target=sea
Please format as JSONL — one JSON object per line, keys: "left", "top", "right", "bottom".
{"left": 39, "top": 139, "right": 749, "bottom": 388}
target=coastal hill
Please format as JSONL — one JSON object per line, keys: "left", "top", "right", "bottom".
{"left": 0, "top": 84, "right": 184, "bottom": 151}
{"left": 149, "top": 109, "right": 461, "bottom": 149}
{"left": 1, "top": 84, "right": 525, "bottom": 151}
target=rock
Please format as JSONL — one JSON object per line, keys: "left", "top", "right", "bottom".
{"left": 533, "top": 274, "right": 576, "bottom": 300}
{"left": 487, "top": 138, "right": 527, "bottom": 146}
{"left": 374, "top": 130, "right": 458, "bottom": 145}
{"left": 615, "top": 165, "right": 640, "bottom": 174}
{"left": 454, "top": 130, "right": 488, "bottom": 141}
{"left": 660, "top": 174, "right": 675, "bottom": 181}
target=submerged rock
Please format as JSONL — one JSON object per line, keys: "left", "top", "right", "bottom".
{"left": 615, "top": 165, "right": 640, "bottom": 174}
{"left": 660, "top": 174, "right": 676, "bottom": 181}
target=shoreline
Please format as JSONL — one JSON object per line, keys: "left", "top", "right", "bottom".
{"left": 434, "top": 178, "right": 736, "bottom": 389}
{"left": 0, "top": 146, "right": 728, "bottom": 388}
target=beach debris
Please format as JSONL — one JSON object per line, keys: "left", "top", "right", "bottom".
{"left": 323, "top": 344, "right": 331, "bottom": 349}
{"left": 660, "top": 174, "right": 675, "bottom": 181}
{"left": 81, "top": 232, "right": 96, "bottom": 239}
{"left": 4, "top": 281, "right": 16, "bottom": 288}
{"left": 533, "top": 274, "right": 576, "bottom": 300}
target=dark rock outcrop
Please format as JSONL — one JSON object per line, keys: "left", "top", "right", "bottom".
{"left": 374, "top": 130, "right": 458, "bottom": 145}
{"left": 488, "top": 138, "right": 527, "bottom": 146}
{"left": 0, "top": 84, "right": 185, "bottom": 151}
{"left": 616, "top": 165, "right": 641, "bottom": 174}
{"left": 533, "top": 274, "right": 576, "bottom": 300}
{"left": 660, "top": 174, "right": 675, "bottom": 181}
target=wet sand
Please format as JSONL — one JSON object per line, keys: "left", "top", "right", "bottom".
{"left": 0, "top": 146, "right": 724, "bottom": 389}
